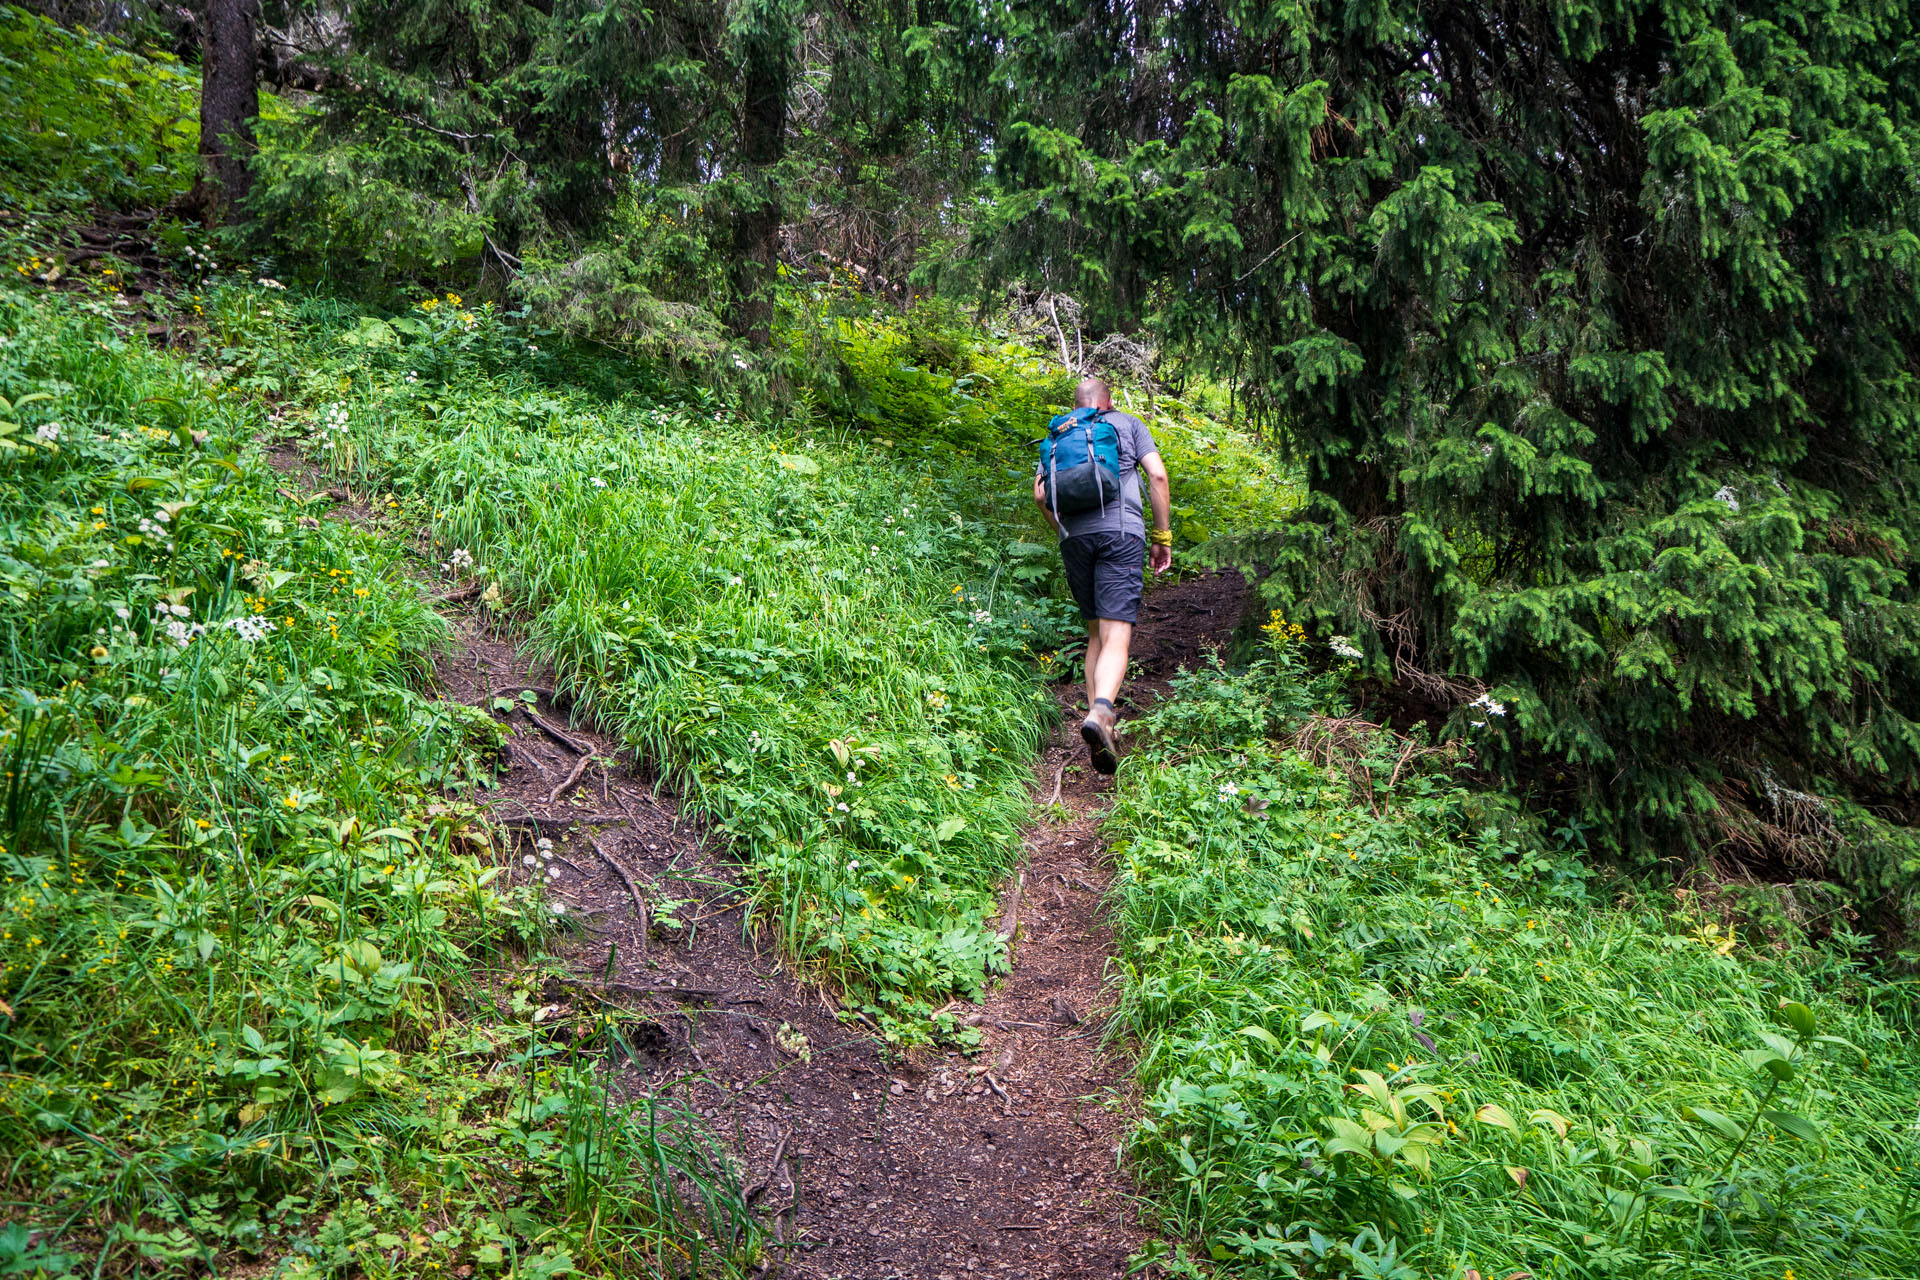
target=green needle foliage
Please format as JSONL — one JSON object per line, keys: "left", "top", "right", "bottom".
{"left": 1105, "top": 632, "right": 1920, "bottom": 1278}
{"left": 985, "top": 0, "right": 1920, "bottom": 911}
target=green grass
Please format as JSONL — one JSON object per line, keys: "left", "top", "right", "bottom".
{"left": 251, "top": 290, "right": 1083, "bottom": 1044}
{"left": 1104, "top": 635, "right": 1920, "bottom": 1278}
{"left": 0, "top": 285, "right": 758, "bottom": 1277}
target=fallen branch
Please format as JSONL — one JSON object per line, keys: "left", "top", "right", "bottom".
{"left": 591, "top": 837, "right": 648, "bottom": 952}
{"left": 548, "top": 752, "right": 595, "bottom": 806}
{"left": 996, "top": 870, "right": 1024, "bottom": 944}
{"left": 746, "top": 1127, "right": 792, "bottom": 1204}
{"left": 597, "top": 980, "right": 728, "bottom": 1001}
{"left": 495, "top": 813, "right": 572, "bottom": 834}
{"left": 1045, "top": 763, "right": 1065, "bottom": 808}
{"left": 439, "top": 583, "right": 483, "bottom": 603}
{"left": 526, "top": 709, "right": 587, "bottom": 754}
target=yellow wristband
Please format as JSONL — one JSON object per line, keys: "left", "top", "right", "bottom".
{"left": 1148, "top": 528, "right": 1173, "bottom": 547}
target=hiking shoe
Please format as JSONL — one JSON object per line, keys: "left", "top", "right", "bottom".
{"left": 1080, "top": 702, "right": 1118, "bottom": 775}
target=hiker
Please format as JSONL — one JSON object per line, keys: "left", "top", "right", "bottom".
{"left": 1033, "top": 376, "right": 1172, "bottom": 774}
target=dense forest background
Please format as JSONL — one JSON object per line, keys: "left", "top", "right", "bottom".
{"left": 76, "top": 0, "right": 1915, "bottom": 937}
{"left": 5, "top": 3, "right": 1920, "bottom": 1278}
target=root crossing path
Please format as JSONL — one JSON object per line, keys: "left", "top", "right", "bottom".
{"left": 437, "top": 572, "right": 1251, "bottom": 1280}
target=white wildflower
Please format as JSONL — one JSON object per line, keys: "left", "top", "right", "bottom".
{"left": 222, "top": 616, "right": 276, "bottom": 643}
{"left": 1468, "top": 692, "right": 1507, "bottom": 719}
{"left": 536, "top": 837, "right": 553, "bottom": 851}
{"left": 258, "top": 277, "right": 285, "bottom": 290}
{"left": 590, "top": 476, "right": 607, "bottom": 488}
{"left": 1218, "top": 781, "right": 1240, "bottom": 803}
{"left": 729, "top": 575, "right": 743, "bottom": 586}
{"left": 33, "top": 422, "right": 59, "bottom": 442}
{"left": 1328, "top": 635, "right": 1364, "bottom": 661}
{"left": 550, "top": 902, "right": 567, "bottom": 915}
{"left": 522, "top": 855, "right": 539, "bottom": 868}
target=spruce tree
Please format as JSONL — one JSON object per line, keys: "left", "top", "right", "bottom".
{"left": 987, "top": 1, "right": 1920, "bottom": 901}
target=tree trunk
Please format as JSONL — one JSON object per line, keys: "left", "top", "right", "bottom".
{"left": 726, "top": 3, "right": 794, "bottom": 344}
{"left": 197, "top": 0, "right": 260, "bottom": 220}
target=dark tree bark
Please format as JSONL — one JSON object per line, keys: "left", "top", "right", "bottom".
{"left": 196, "top": 0, "right": 261, "bottom": 220}
{"left": 726, "top": 6, "right": 795, "bottom": 344}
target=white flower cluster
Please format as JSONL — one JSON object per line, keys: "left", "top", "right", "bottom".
{"left": 137, "top": 508, "right": 176, "bottom": 551}
{"left": 314, "top": 403, "right": 350, "bottom": 440}
{"left": 1328, "top": 635, "right": 1363, "bottom": 661}
{"left": 970, "top": 609, "right": 992, "bottom": 626}
{"left": 404, "top": 370, "right": 419, "bottom": 384}
{"left": 223, "top": 616, "right": 276, "bottom": 643}
{"left": 590, "top": 476, "right": 607, "bottom": 488}
{"left": 1712, "top": 484, "right": 1741, "bottom": 514}
{"left": 33, "top": 422, "right": 59, "bottom": 443}
{"left": 258, "top": 277, "right": 285, "bottom": 290}
{"left": 444, "top": 547, "right": 474, "bottom": 575}
{"left": 154, "top": 603, "right": 203, "bottom": 648}
{"left": 1217, "top": 781, "right": 1240, "bottom": 804}
{"left": 1467, "top": 692, "right": 1507, "bottom": 728}
{"left": 182, "top": 243, "right": 218, "bottom": 272}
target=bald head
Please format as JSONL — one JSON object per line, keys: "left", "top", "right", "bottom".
{"left": 1074, "top": 377, "right": 1112, "bottom": 410}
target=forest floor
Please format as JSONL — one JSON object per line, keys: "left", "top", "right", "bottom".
{"left": 427, "top": 565, "right": 1252, "bottom": 1279}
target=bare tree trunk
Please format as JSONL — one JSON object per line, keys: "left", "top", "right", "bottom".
{"left": 726, "top": 2, "right": 795, "bottom": 344}
{"left": 196, "top": 0, "right": 260, "bottom": 220}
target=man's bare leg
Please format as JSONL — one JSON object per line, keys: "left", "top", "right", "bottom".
{"left": 1080, "top": 618, "right": 1132, "bottom": 774}
{"left": 1089, "top": 619, "right": 1131, "bottom": 705}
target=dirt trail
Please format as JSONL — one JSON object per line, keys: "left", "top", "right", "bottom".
{"left": 427, "top": 572, "right": 1253, "bottom": 1279}
{"left": 267, "top": 449, "right": 1254, "bottom": 1274}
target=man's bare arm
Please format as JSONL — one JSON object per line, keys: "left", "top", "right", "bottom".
{"left": 1033, "top": 472, "right": 1062, "bottom": 536}
{"left": 1141, "top": 451, "right": 1173, "bottom": 573}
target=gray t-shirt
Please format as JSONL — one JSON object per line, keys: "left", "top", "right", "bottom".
{"left": 1041, "top": 410, "right": 1159, "bottom": 540}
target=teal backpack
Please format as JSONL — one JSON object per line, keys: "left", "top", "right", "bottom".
{"left": 1038, "top": 408, "right": 1122, "bottom": 521}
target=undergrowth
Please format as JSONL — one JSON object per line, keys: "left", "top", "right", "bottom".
{"left": 0, "top": 285, "right": 758, "bottom": 1276}
{"left": 1108, "top": 632, "right": 1920, "bottom": 1278}
{"left": 253, "top": 291, "right": 1084, "bottom": 1044}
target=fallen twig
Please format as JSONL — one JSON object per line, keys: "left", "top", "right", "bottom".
{"left": 1045, "top": 763, "right": 1065, "bottom": 808}
{"left": 745, "top": 1127, "right": 792, "bottom": 1204}
{"left": 495, "top": 813, "right": 571, "bottom": 834}
{"left": 526, "top": 709, "right": 588, "bottom": 754}
{"left": 996, "top": 870, "right": 1024, "bottom": 944}
{"left": 594, "top": 979, "right": 728, "bottom": 1001}
{"left": 591, "top": 837, "right": 648, "bottom": 952}
{"left": 548, "top": 752, "right": 595, "bottom": 806}
{"left": 439, "top": 583, "right": 484, "bottom": 603}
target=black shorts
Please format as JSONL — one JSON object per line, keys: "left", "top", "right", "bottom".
{"left": 1060, "top": 531, "right": 1145, "bottom": 624}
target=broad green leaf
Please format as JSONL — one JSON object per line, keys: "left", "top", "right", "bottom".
{"left": 1474, "top": 1103, "right": 1519, "bottom": 1132}
{"left": 1760, "top": 1109, "right": 1822, "bottom": 1144}
{"left": 1239, "top": 1025, "right": 1282, "bottom": 1052}
{"left": 1779, "top": 1001, "right": 1817, "bottom": 1036}
{"left": 1681, "top": 1105, "right": 1745, "bottom": 1145}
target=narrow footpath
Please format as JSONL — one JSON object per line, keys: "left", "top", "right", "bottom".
{"left": 433, "top": 571, "right": 1251, "bottom": 1278}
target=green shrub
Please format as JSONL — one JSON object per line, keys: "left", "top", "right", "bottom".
{"left": 0, "top": 6, "right": 196, "bottom": 215}
{"left": 1106, "top": 634, "right": 1920, "bottom": 1278}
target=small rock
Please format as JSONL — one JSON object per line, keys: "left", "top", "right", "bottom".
{"left": 889, "top": 1080, "right": 905, "bottom": 1096}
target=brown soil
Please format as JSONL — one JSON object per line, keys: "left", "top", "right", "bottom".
{"left": 427, "top": 570, "right": 1255, "bottom": 1279}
